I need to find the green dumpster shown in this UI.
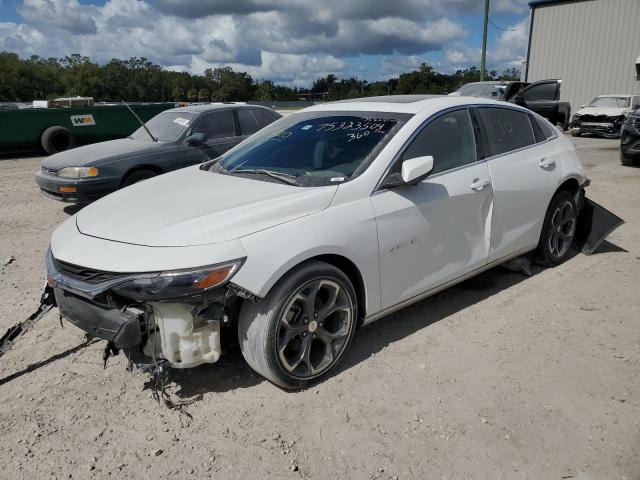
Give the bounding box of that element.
[0,102,176,156]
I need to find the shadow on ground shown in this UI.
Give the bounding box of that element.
[63,204,85,216]
[168,263,542,399]
[167,240,626,400]
[0,338,98,387]
[0,241,625,401]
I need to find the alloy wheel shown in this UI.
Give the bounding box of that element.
[548,200,576,258]
[276,279,354,379]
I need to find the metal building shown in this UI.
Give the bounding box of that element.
[524,0,640,111]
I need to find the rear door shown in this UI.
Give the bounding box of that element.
[475,107,562,261]
[516,80,560,121]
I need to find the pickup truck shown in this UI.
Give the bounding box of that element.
[451,79,571,130]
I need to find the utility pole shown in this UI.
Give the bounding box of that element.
[480,0,490,81]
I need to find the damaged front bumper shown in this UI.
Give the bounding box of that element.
[570,116,624,138]
[45,250,250,368]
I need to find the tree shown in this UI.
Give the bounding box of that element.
[0,50,516,104]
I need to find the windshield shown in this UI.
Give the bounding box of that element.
[456,83,506,99]
[588,96,630,108]
[130,111,197,142]
[212,111,410,187]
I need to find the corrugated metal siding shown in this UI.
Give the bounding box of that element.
[527,0,640,111]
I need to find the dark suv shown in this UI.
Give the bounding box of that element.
[620,110,640,165]
[35,104,281,203]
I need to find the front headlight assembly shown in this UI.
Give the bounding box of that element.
[110,259,244,301]
[57,166,100,178]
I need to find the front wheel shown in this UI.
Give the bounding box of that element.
[238,261,357,389]
[534,190,578,267]
[121,169,158,187]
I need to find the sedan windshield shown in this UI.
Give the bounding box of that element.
[588,96,630,108]
[456,83,506,99]
[213,111,410,186]
[130,111,197,142]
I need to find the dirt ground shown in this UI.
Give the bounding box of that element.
[0,135,638,480]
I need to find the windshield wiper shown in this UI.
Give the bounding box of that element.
[231,169,299,186]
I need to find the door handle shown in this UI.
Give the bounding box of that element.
[538,157,556,168]
[470,178,491,191]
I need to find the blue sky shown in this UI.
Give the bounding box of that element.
[0,0,531,86]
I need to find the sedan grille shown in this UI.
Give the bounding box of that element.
[579,114,611,123]
[54,259,125,284]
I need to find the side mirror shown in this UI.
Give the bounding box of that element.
[380,156,434,189]
[401,156,434,185]
[185,132,207,144]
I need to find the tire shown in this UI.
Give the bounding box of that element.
[570,128,581,137]
[534,190,578,267]
[620,151,635,166]
[121,169,158,187]
[238,261,358,390]
[41,126,75,154]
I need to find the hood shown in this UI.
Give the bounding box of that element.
[76,167,338,247]
[42,138,162,170]
[575,106,628,117]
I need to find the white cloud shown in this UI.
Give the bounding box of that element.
[18,0,98,34]
[444,17,529,71]
[0,0,530,84]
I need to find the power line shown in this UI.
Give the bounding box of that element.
[488,18,526,32]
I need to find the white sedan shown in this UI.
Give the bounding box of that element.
[46,95,589,389]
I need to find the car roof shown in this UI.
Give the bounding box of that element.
[593,94,632,98]
[166,103,270,114]
[462,81,517,86]
[304,95,518,114]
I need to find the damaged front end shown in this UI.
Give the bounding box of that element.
[570,114,625,138]
[45,250,251,370]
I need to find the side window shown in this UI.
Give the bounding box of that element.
[399,109,477,175]
[237,109,260,135]
[192,110,235,139]
[523,82,557,102]
[477,108,535,156]
[534,115,556,140]
[253,109,278,128]
[529,114,546,143]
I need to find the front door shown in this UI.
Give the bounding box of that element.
[371,108,493,309]
[182,109,241,165]
[518,80,560,121]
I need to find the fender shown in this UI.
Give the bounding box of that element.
[231,197,381,317]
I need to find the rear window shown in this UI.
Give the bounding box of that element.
[477,107,536,156]
[530,115,556,142]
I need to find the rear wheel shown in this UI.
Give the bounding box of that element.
[238,261,357,389]
[121,169,158,187]
[534,190,577,267]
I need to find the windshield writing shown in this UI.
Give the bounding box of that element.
[216,113,406,186]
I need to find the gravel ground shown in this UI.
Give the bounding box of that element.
[0,136,638,480]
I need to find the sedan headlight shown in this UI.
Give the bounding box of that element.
[110,259,244,301]
[57,166,100,178]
